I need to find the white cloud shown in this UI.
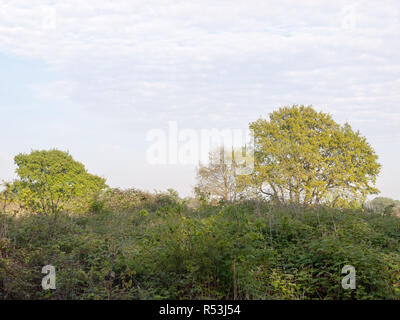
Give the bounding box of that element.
[0,0,399,197]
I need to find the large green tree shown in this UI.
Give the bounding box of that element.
[13,149,106,215]
[248,105,381,207]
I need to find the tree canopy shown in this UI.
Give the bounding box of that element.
[248,105,381,207]
[368,197,400,214]
[13,149,106,215]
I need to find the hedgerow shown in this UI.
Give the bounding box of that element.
[1,199,400,300]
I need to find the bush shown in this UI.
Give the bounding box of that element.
[1,201,400,300]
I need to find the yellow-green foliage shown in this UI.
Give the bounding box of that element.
[248,105,381,207]
[12,149,106,216]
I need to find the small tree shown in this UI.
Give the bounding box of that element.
[195,147,248,202]
[13,149,106,216]
[367,197,400,213]
[0,181,13,213]
[249,105,381,207]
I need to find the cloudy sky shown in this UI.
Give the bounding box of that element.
[0,0,399,198]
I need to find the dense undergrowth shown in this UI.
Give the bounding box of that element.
[1,192,400,300]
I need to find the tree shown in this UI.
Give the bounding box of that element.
[0,181,13,213]
[367,197,400,214]
[13,149,106,216]
[194,147,248,202]
[248,105,381,207]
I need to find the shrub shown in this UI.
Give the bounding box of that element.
[1,201,400,300]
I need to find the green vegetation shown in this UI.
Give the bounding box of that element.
[248,105,381,207]
[196,106,381,208]
[0,106,398,300]
[1,193,400,300]
[12,149,106,217]
[367,197,400,216]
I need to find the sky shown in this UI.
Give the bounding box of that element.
[0,0,399,199]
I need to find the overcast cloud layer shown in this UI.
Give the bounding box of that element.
[0,0,399,198]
